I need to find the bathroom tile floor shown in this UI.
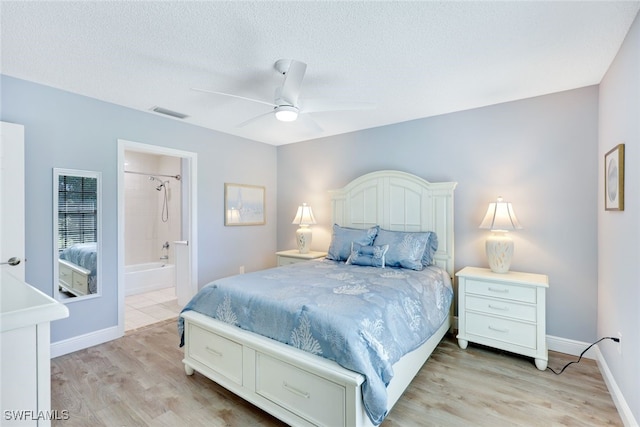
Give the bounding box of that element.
[125,287,182,332]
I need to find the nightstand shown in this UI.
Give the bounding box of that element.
[456,266,549,370]
[276,250,327,266]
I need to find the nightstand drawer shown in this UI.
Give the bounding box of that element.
[466,279,536,303]
[465,295,536,322]
[466,312,536,349]
[276,250,327,267]
[278,256,302,266]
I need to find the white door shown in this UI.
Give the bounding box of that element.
[0,121,25,281]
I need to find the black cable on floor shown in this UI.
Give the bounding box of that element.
[547,336,619,375]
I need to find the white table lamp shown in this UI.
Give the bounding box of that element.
[292,203,316,254]
[479,197,522,273]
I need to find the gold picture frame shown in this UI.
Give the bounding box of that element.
[605,143,624,211]
[224,183,266,225]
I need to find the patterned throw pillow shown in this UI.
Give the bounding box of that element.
[372,229,431,271]
[346,242,389,268]
[326,224,379,262]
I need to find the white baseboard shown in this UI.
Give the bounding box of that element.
[50,325,122,358]
[593,346,638,427]
[546,334,597,359]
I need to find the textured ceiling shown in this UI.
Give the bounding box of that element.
[1,1,639,145]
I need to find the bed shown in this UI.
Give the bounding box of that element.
[179,170,457,426]
[58,242,98,296]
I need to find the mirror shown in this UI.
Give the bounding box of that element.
[53,168,102,301]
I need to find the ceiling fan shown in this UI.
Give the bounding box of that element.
[192,59,375,131]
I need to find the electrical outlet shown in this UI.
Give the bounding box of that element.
[618,332,622,355]
[239,265,245,274]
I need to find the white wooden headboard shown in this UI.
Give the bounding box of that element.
[329,170,457,278]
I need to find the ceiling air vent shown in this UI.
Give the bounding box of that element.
[150,106,189,119]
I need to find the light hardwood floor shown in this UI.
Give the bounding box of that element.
[51,319,622,427]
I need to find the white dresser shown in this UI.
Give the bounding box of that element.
[456,266,549,370]
[276,250,327,266]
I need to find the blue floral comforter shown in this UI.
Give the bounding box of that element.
[178,259,452,425]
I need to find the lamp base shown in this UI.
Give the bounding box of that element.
[485,232,514,273]
[296,226,312,254]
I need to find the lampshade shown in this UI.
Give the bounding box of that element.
[292,203,317,226]
[275,105,299,122]
[479,197,522,231]
[479,197,522,273]
[292,203,316,254]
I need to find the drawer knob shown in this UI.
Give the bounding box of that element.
[488,304,509,311]
[488,325,509,333]
[282,381,310,399]
[488,287,509,293]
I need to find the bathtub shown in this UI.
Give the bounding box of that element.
[125,262,176,296]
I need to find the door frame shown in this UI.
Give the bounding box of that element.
[117,139,198,335]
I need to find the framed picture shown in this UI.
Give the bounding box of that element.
[224,183,266,225]
[605,143,624,211]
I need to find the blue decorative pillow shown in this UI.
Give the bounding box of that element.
[422,231,438,266]
[372,229,431,271]
[346,242,389,268]
[326,224,379,262]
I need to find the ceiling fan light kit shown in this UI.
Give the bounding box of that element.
[274,105,298,122]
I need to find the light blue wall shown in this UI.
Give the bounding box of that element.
[0,74,602,355]
[599,11,640,422]
[277,86,599,343]
[1,75,278,342]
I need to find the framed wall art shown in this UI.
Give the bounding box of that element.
[224,183,266,225]
[604,143,624,211]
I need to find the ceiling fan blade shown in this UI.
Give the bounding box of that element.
[191,88,275,107]
[278,60,307,105]
[299,113,324,133]
[302,99,376,113]
[236,110,275,128]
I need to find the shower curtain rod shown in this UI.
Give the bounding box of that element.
[124,170,181,180]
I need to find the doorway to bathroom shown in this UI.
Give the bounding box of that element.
[117,140,198,334]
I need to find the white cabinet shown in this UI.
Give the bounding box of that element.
[1,272,69,426]
[276,250,327,266]
[2,326,38,425]
[456,267,548,370]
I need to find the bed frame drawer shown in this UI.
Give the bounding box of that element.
[256,352,346,427]
[59,263,73,287]
[72,271,89,295]
[187,324,243,385]
[58,259,90,296]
